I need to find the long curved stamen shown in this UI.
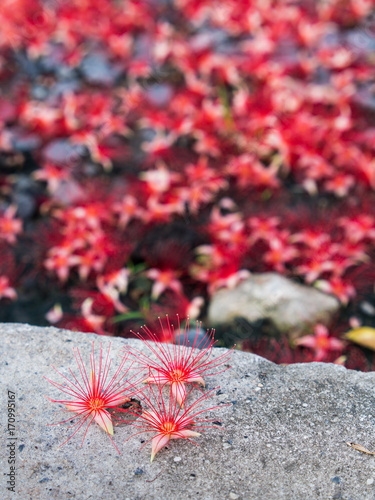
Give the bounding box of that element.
[120,384,229,461]
[123,315,233,405]
[45,342,144,454]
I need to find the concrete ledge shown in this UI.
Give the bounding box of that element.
[1,323,375,499]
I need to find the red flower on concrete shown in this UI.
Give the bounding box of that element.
[46,343,143,453]
[123,384,224,461]
[123,316,232,405]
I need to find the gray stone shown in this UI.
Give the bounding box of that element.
[360,301,375,317]
[43,139,85,166]
[1,323,375,499]
[145,84,173,106]
[208,273,340,335]
[81,53,120,86]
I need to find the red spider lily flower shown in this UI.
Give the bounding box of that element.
[175,182,216,215]
[45,303,63,324]
[194,130,222,157]
[295,324,345,362]
[289,229,330,250]
[80,298,106,335]
[70,248,107,281]
[314,276,356,305]
[207,207,243,241]
[44,246,78,283]
[157,293,204,323]
[57,203,111,231]
[338,214,375,243]
[263,233,299,273]
[70,132,112,171]
[33,163,72,193]
[146,268,183,299]
[324,173,355,198]
[186,156,218,184]
[194,244,227,268]
[0,275,17,300]
[297,154,334,192]
[184,157,227,194]
[122,384,225,462]
[208,269,251,295]
[227,154,272,190]
[186,296,204,320]
[140,163,180,194]
[144,193,186,222]
[45,343,143,454]
[0,206,22,244]
[141,132,176,157]
[123,316,232,406]
[247,216,281,245]
[112,195,146,229]
[96,268,130,314]
[295,258,337,284]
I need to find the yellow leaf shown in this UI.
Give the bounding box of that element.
[343,327,375,351]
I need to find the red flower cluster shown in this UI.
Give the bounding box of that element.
[47,317,230,460]
[1,0,375,365]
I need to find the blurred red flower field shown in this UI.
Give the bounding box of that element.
[1,0,375,369]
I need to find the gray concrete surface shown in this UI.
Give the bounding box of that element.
[1,323,375,499]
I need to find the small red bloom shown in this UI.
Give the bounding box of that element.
[315,276,356,305]
[146,268,183,299]
[112,195,145,229]
[44,246,77,283]
[296,324,345,362]
[46,343,143,453]
[0,206,22,245]
[0,275,17,300]
[123,316,232,406]
[263,232,299,272]
[33,163,71,193]
[247,216,281,245]
[324,173,355,198]
[123,384,224,461]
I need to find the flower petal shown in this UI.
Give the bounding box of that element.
[65,402,85,412]
[171,381,186,406]
[151,434,171,462]
[314,348,326,362]
[142,409,162,427]
[143,373,170,385]
[171,430,201,439]
[295,335,316,348]
[328,338,345,350]
[105,396,130,407]
[185,375,205,387]
[94,410,114,435]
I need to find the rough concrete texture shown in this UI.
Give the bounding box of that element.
[2,323,375,499]
[208,273,340,335]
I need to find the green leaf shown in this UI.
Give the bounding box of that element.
[126,261,147,275]
[111,311,144,324]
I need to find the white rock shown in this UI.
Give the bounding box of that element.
[208,273,340,335]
